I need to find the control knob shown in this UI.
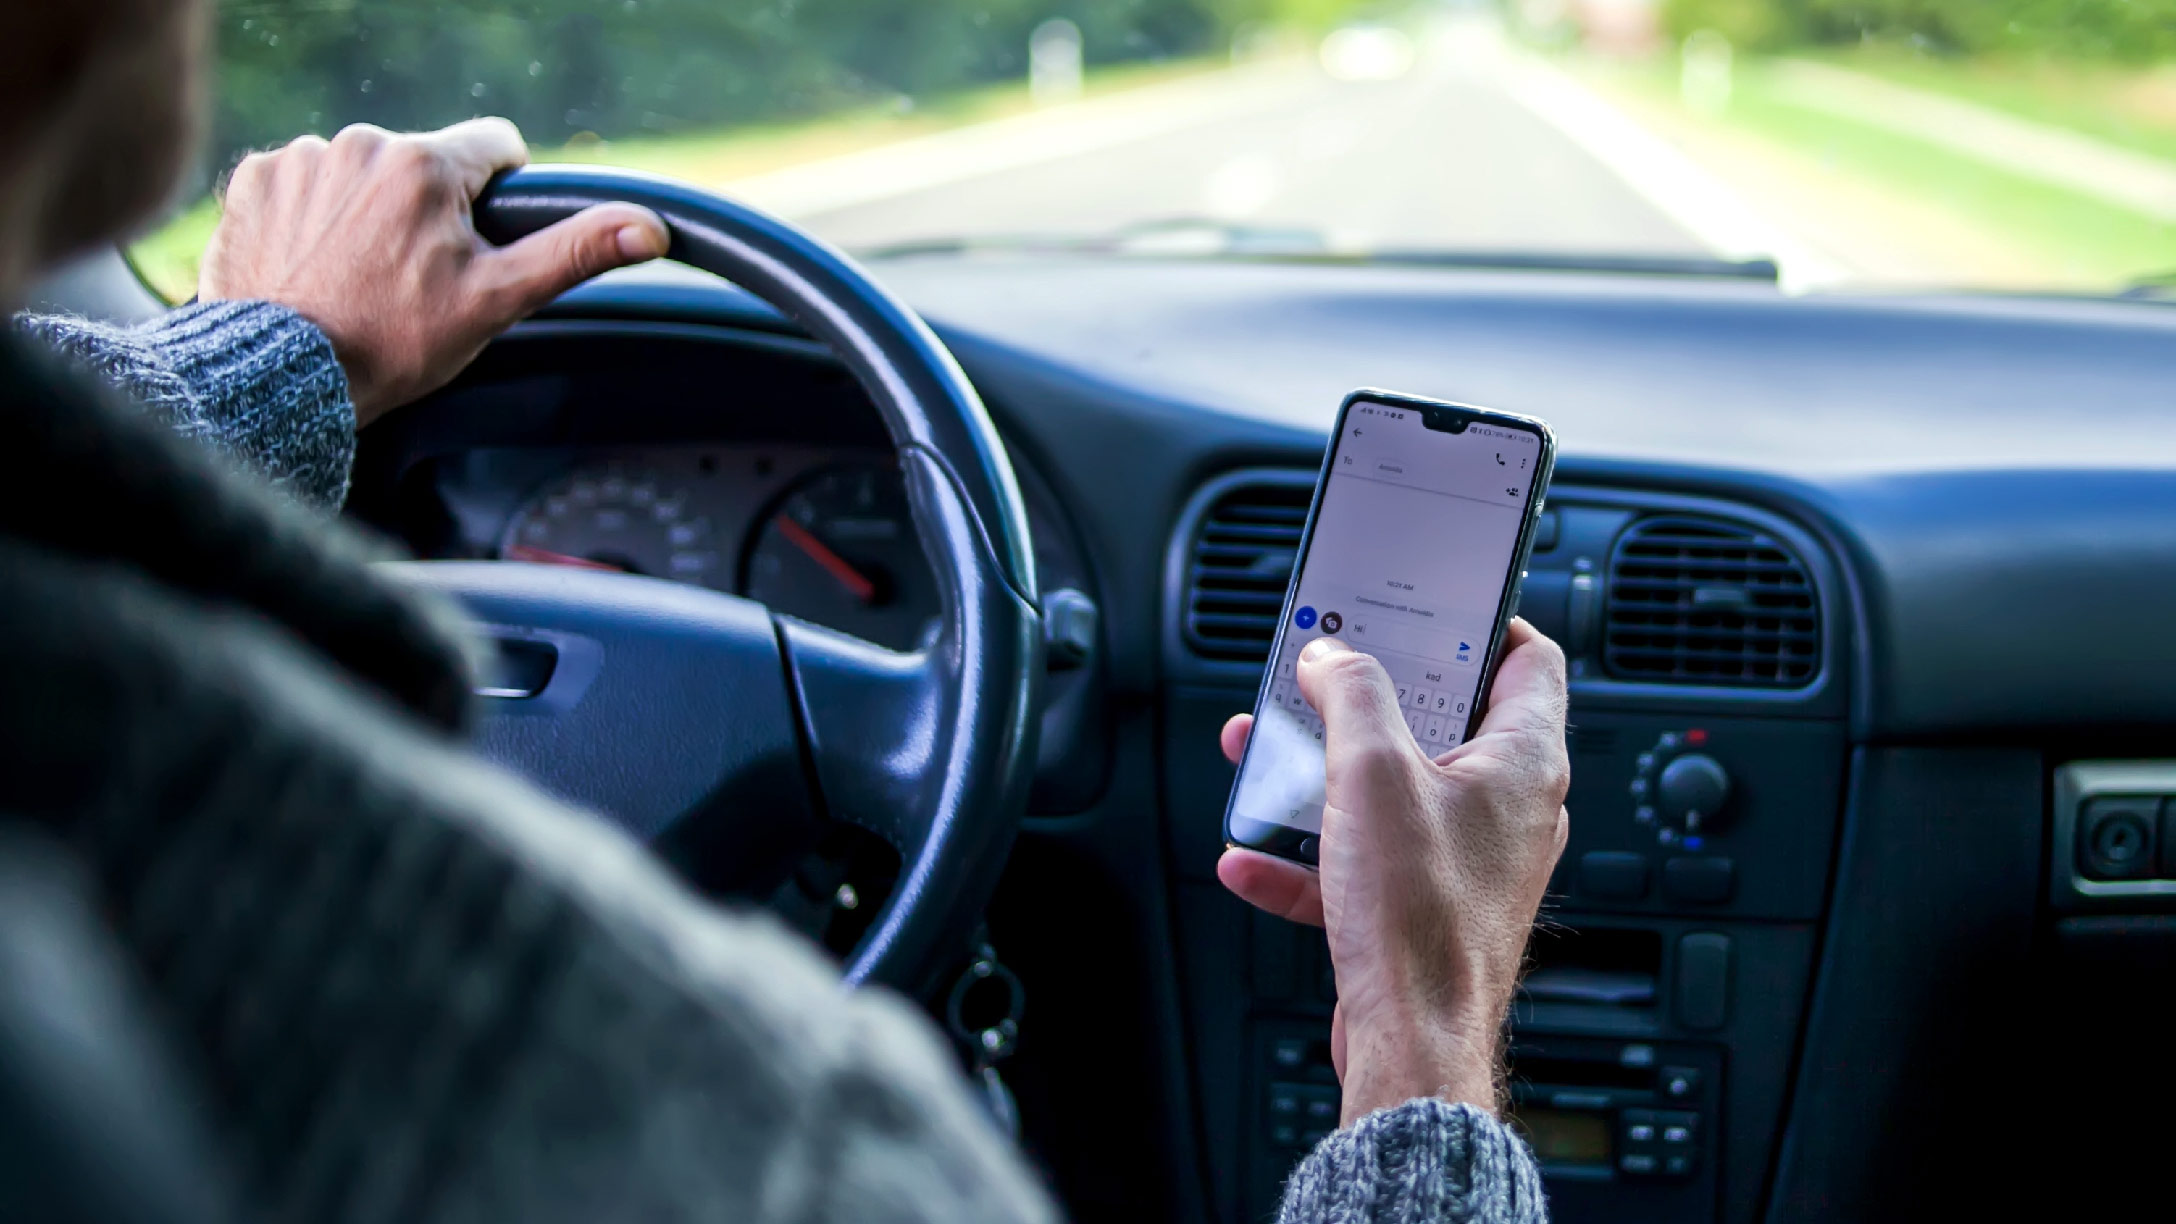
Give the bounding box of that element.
[1657,754,1732,834]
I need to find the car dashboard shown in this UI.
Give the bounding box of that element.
[353,255,2176,1224]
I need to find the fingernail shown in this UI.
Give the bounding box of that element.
[1301,637,1348,662]
[617,222,667,261]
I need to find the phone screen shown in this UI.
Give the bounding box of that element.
[1227,398,1547,841]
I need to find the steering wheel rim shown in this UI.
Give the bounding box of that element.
[388,164,1042,993]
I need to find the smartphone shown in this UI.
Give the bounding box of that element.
[1222,389,1556,865]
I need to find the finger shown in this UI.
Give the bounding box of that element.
[476,202,671,324]
[422,117,531,195]
[1220,713,1253,765]
[1295,637,1419,776]
[1471,618,1569,746]
[1217,848,1326,926]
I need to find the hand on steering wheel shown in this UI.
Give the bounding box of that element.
[389,163,1042,994]
[202,119,669,427]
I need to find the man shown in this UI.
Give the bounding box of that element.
[0,4,1570,1222]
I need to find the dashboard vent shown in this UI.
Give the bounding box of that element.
[1183,480,1311,662]
[1605,516,1819,687]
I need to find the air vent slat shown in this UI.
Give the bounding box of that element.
[1604,515,1821,688]
[1182,479,1311,662]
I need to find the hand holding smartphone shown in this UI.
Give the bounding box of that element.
[1222,389,1556,866]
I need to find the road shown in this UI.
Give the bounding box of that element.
[732,25,1723,262]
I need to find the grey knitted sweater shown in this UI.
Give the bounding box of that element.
[8,300,1547,1224]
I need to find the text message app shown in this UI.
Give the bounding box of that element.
[1230,404,1539,834]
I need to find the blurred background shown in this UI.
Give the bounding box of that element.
[136,0,2176,297]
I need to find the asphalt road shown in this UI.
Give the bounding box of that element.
[790,39,1711,259]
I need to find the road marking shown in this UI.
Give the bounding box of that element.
[1767,59,2176,223]
[1500,51,1847,290]
[725,59,1315,219]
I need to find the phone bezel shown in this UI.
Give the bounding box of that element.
[1221,388,1559,867]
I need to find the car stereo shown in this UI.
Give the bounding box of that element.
[1249,1022,1724,1223]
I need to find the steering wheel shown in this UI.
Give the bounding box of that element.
[384,165,1042,994]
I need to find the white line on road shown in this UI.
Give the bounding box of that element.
[1767,59,2176,223]
[1500,52,1847,290]
[725,59,1315,219]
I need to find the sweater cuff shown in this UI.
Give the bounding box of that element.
[134,300,356,508]
[1276,1099,1548,1224]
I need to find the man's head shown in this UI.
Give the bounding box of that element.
[0,0,206,303]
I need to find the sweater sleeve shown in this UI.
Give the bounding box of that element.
[15,301,355,509]
[1278,1099,1549,1224]
[0,537,1059,1224]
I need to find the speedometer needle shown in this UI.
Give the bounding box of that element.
[776,517,877,604]
[505,544,628,572]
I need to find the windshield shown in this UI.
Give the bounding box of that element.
[135,0,2176,297]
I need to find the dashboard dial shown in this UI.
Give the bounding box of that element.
[741,462,937,651]
[500,464,722,587]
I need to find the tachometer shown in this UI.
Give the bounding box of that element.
[500,464,722,588]
[741,462,937,651]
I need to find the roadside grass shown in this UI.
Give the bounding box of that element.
[1585,55,2176,290]
[128,55,1220,303]
[1796,45,2176,166]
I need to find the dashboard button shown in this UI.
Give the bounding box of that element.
[1620,1153,1659,1175]
[2077,796,2157,880]
[1578,851,1650,901]
[1676,934,1731,1032]
[1663,856,1736,904]
[1660,1066,1703,1100]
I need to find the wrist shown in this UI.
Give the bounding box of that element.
[1339,1007,1506,1124]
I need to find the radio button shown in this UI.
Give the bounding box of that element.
[1664,1154,1696,1177]
[1660,1066,1702,1100]
[1626,1123,1656,1144]
[1619,1154,1659,1175]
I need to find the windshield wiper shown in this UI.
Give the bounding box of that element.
[859,216,1781,282]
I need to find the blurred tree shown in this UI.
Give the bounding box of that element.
[201,0,1368,179]
[1661,0,2176,60]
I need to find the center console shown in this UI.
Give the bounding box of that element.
[1163,478,1852,1224]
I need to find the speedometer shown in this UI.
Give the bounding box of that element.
[499,464,722,588]
[741,462,938,651]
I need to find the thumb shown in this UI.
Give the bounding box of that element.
[1295,637,1418,772]
[479,202,670,322]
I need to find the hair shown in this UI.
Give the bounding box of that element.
[0,0,205,298]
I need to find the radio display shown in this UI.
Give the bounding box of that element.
[1509,1105,1615,1168]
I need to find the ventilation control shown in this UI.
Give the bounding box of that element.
[1657,755,1732,834]
[1632,730,1735,846]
